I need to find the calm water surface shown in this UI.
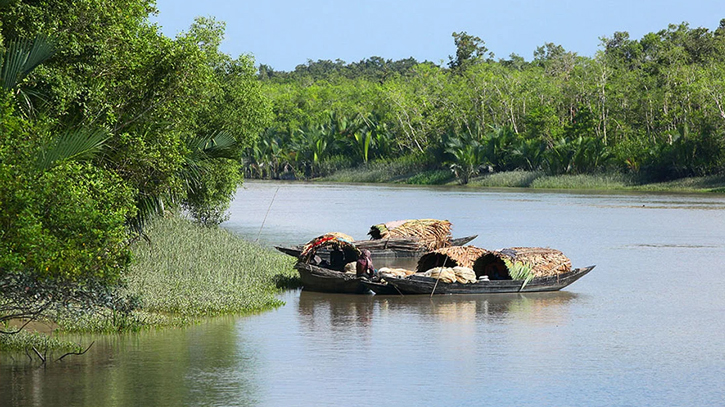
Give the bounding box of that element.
[2,181,725,407]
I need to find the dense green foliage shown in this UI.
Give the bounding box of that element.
[249,21,725,184]
[1,0,270,333]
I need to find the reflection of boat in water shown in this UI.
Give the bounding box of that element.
[296,290,378,331]
[366,246,595,295]
[296,289,581,324]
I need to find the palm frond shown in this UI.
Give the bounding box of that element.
[127,194,165,235]
[180,131,238,194]
[504,258,534,289]
[37,128,110,170]
[185,131,237,161]
[1,35,55,90]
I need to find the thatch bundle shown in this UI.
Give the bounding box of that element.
[368,219,453,251]
[473,247,572,279]
[300,232,359,262]
[417,246,490,272]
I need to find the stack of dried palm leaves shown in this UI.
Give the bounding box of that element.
[368,219,453,251]
[417,246,490,271]
[473,247,572,278]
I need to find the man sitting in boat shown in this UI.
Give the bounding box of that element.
[356,249,375,279]
[330,246,345,270]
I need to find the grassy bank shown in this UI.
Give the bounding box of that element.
[318,165,725,193]
[61,215,298,333]
[1,216,297,351]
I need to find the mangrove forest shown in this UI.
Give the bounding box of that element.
[250,23,725,186]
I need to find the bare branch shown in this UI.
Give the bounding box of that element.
[31,346,46,364]
[0,318,34,335]
[57,341,95,362]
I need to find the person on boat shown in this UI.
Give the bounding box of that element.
[330,246,345,270]
[356,249,375,279]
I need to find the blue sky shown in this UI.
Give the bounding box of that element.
[152,0,724,71]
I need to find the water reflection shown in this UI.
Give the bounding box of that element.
[0,318,260,407]
[297,290,578,328]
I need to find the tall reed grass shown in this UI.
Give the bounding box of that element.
[321,158,424,183]
[406,170,454,185]
[529,173,635,189]
[630,175,725,192]
[468,171,544,187]
[59,215,297,333]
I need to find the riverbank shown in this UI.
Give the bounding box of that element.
[0,215,298,352]
[318,162,725,193]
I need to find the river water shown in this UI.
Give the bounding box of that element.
[2,181,725,406]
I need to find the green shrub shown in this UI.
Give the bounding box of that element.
[406,169,454,185]
[0,161,135,282]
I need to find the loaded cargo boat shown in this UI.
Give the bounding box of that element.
[276,219,477,259]
[364,246,594,295]
[291,232,379,294]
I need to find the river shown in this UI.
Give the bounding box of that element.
[2,181,724,406]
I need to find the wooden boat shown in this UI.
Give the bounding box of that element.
[357,279,401,295]
[295,262,371,294]
[275,234,478,259]
[365,266,595,295]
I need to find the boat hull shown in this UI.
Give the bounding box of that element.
[294,262,370,294]
[360,280,401,295]
[382,266,595,295]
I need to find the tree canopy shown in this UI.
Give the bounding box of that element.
[248,19,725,183]
[0,0,270,328]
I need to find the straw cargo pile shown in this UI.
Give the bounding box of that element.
[474,247,572,278]
[417,246,490,271]
[368,219,452,251]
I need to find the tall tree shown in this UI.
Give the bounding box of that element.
[448,31,491,73]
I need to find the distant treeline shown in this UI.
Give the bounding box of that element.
[248,21,725,183]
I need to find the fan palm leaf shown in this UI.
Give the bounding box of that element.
[1,35,55,90]
[36,128,110,170]
[180,131,238,194]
